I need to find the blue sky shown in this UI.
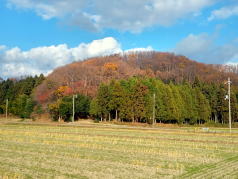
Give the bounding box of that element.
[0,0,238,78]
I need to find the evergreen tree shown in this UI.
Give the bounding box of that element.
[170,83,184,123]
[109,80,124,121]
[154,80,167,123]
[119,79,136,122]
[89,98,101,120]
[163,85,178,123]
[179,84,198,124]
[217,86,228,124]
[230,91,238,122]
[97,84,112,121]
[24,97,35,118]
[194,88,211,124]
[11,95,34,118]
[75,94,91,118]
[131,81,149,122]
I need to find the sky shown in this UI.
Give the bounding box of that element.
[0,0,238,78]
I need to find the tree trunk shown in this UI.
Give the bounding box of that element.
[109,113,111,121]
[215,114,217,123]
[100,115,103,122]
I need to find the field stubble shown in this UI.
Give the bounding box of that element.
[0,122,237,178]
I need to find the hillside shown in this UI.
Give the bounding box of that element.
[34,51,238,104]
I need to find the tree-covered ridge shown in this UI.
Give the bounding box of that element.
[91,77,238,124]
[35,52,238,104]
[0,52,238,124]
[0,75,45,118]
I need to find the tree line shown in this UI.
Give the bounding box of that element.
[90,77,238,124]
[0,75,238,125]
[0,75,45,118]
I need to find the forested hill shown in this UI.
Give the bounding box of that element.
[35,51,238,104]
[1,51,238,124]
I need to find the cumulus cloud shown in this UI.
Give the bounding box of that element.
[208,5,238,21]
[124,46,154,53]
[0,45,7,51]
[7,0,214,32]
[174,33,238,64]
[0,37,122,78]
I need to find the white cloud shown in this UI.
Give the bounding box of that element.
[124,46,154,53]
[71,37,122,59]
[208,5,238,21]
[7,0,214,32]
[174,33,238,64]
[0,45,7,51]
[0,37,122,78]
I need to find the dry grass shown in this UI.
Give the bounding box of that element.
[0,122,237,178]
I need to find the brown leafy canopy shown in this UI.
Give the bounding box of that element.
[34,51,238,104]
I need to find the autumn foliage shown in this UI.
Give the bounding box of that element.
[103,62,118,71]
[34,51,238,105]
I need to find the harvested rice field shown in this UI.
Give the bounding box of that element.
[0,122,238,178]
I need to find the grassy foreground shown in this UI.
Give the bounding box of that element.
[0,122,238,178]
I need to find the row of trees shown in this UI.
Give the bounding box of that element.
[90,77,238,124]
[48,94,91,122]
[1,75,238,125]
[0,75,45,118]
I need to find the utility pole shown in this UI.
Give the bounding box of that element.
[6,99,8,119]
[152,93,156,125]
[228,77,232,133]
[72,95,77,123]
